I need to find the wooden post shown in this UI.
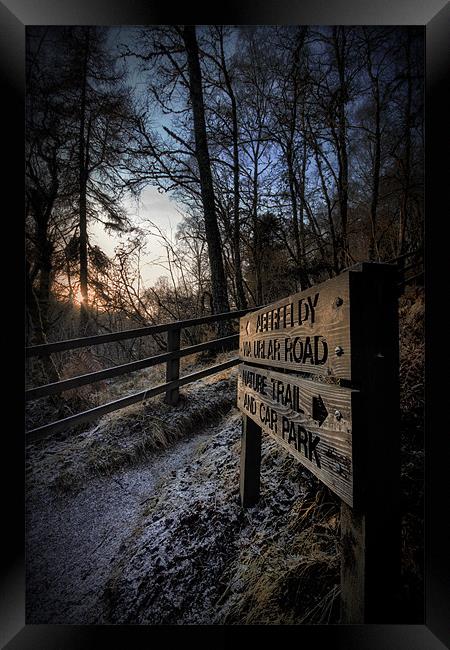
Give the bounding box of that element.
[165,327,181,405]
[240,414,262,507]
[340,263,400,623]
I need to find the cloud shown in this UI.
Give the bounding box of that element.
[90,185,185,286]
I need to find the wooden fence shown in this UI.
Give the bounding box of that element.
[25,308,257,443]
[25,256,423,622]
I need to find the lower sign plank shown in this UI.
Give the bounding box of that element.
[237,364,357,506]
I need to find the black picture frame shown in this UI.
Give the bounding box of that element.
[2,1,448,648]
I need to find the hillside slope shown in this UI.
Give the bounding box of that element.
[26,371,340,625]
[26,288,424,625]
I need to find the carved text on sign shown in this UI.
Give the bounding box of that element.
[238,363,356,506]
[240,273,352,380]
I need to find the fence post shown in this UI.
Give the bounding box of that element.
[240,414,262,507]
[340,263,400,623]
[165,327,181,405]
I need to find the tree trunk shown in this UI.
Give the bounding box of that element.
[365,33,382,262]
[230,93,247,310]
[287,147,309,290]
[299,126,308,262]
[26,259,60,383]
[312,140,339,275]
[333,27,349,270]
[251,143,263,306]
[182,26,231,335]
[369,76,381,261]
[31,196,55,335]
[219,30,247,310]
[79,27,90,334]
[37,235,53,334]
[398,31,412,258]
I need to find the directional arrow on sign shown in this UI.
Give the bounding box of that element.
[312,394,328,426]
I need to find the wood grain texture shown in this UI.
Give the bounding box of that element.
[240,414,262,508]
[340,262,400,623]
[239,273,352,380]
[237,364,357,506]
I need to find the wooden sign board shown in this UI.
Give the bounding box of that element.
[239,273,352,380]
[237,364,356,506]
[237,264,400,623]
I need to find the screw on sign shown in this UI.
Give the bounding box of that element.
[239,272,352,379]
[237,263,400,625]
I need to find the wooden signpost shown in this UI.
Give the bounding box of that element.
[237,263,400,624]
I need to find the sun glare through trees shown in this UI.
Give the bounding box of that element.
[25,24,425,628]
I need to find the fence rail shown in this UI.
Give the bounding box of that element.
[25,334,239,402]
[390,248,424,291]
[25,308,253,358]
[26,251,424,442]
[26,308,257,442]
[27,358,240,443]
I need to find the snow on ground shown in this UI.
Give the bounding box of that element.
[26,373,317,624]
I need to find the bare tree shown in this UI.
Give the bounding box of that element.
[201,26,248,308]
[181,26,231,331]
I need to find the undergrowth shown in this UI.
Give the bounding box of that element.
[27,371,237,495]
[220,484,341,625]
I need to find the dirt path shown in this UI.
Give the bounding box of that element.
[26,386,312,625]
[26,416,229,624]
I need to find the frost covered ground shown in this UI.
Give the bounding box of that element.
[26,288,424,624]
[26,368,339,625]
[25,290,424,625]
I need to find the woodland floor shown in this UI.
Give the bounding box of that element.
[26,379,327,625]
[25,288,424,625]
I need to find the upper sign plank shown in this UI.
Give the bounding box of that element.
[240,273,352,380]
